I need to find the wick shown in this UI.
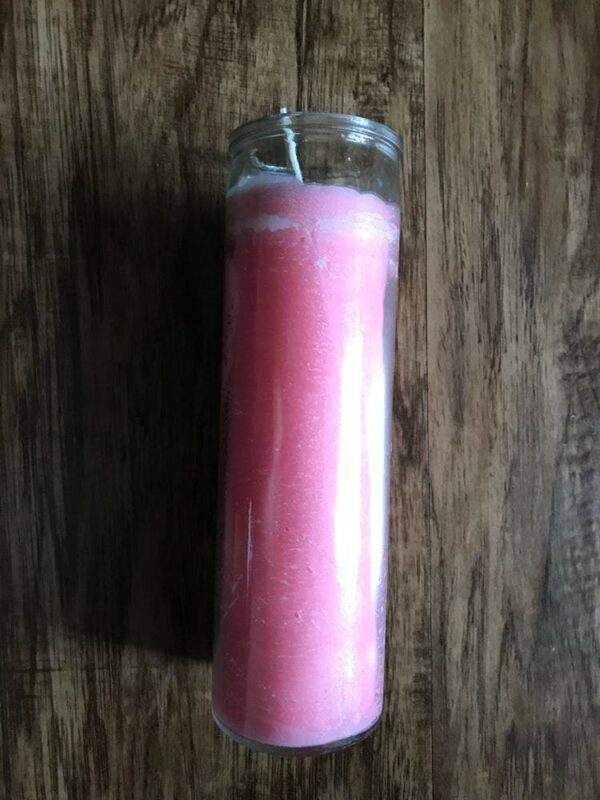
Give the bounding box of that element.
[279,107,303,182]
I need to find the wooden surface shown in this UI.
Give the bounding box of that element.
[0,1,598,798]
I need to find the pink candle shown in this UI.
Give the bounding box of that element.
[213,113,401,754]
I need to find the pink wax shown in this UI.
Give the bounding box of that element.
[213,176,400,750]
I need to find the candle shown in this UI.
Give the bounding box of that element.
[213,114,401,754]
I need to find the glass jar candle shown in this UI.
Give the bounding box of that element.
[212,112,402,755]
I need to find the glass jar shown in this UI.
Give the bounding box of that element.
[212,111,402,755]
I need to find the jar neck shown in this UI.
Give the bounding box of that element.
[229,112,401,163]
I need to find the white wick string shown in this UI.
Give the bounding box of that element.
[279,107,303,182]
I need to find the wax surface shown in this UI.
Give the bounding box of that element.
[213,176,400,749]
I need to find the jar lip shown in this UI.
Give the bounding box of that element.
[229,111,402,158]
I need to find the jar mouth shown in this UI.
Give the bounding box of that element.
[229,112,402,160]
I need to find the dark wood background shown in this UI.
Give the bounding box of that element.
[1,1,598,798]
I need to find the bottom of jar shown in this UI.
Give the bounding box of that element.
[212,708,380,757]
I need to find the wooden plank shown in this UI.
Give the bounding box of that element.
[0,1,428,798]
[426,0,600,797]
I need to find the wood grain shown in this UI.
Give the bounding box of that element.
[426,0,600,797]
[0,1,428,798]
[2,0,599,797]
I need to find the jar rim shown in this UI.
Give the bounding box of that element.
[229,111,402,159]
